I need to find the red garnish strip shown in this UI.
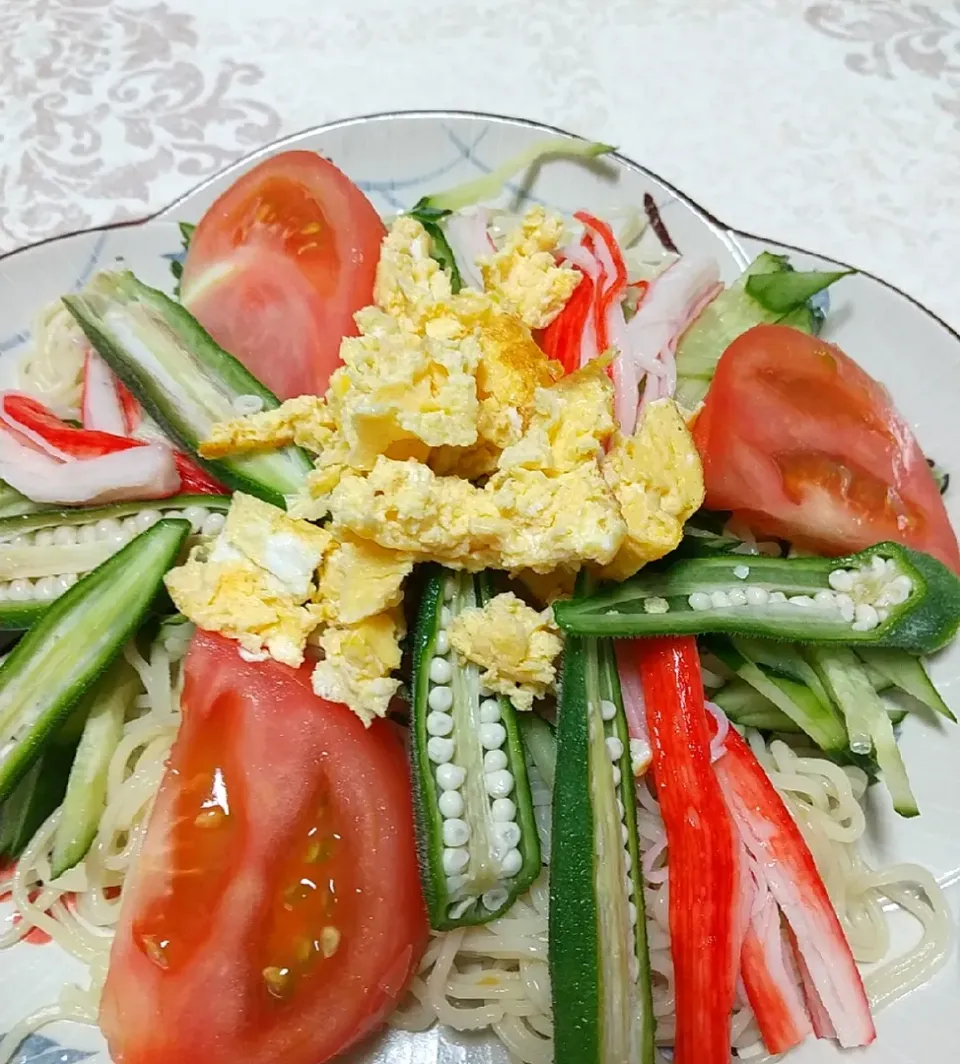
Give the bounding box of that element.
[714,725,876,1049]
[636,635,738,1064]
[538,266,594,374]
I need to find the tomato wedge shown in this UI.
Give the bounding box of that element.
[694,325,960,572]
[100,631,427,1064]
[180,151,385,400]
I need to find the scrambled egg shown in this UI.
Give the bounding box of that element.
[164,493,330,666]
[595,399,705,582]
[178,208,704,726]
[447,592,563,711]
[479,206,582,329]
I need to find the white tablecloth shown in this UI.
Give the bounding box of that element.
[3,0,959,331]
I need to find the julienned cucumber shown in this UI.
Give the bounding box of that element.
[50,658,139,877]
[674,251,850,408]
[550,626,654,1064]
[807,646,918,817]
[0,737,77,859]
[554,543,960,654]
[0,495,230,630]
[63,272,312,508]
[411,566,540,930]
[0,519,190,803]
[856,647,955,721]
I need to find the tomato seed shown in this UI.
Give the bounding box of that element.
[320,926,340,958]
[193,808,226,829]
[262,965,290,997]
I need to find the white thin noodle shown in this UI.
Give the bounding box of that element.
[17,300,89,417]
[0,665,952,1064]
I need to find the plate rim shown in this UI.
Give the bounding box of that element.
[0,106,957,350]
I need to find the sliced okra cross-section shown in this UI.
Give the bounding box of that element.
[411,565,541,930]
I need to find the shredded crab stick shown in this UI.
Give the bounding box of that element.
[441,208,493,290]
[635,635,738,1063]
[1,393,225,498]
[82,351,128,436]
[613,641,652,778]
[713,723,876,1048]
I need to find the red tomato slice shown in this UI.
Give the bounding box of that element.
[694,324,960,572]
[180,151,385,400]
[100,630,427,1064]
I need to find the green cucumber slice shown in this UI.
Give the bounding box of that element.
[517,713,556,791]
[554,543,960,654]
[856,647,955,722]
[0,519,189,802]
[63,272,312,508]
[0,739,77,859]
[807,646,918,816]
[50,658,138,877]
[410,566,540,929]
[550,628,654,1064]
[0,495,229,630]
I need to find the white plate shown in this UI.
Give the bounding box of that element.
[0,111,957,1064]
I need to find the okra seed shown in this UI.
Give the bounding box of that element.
[621,823,629,845]
[33,576,57,602]
[838,597,855,623]
[482,887,510,911]
[95,518,123,541]
[427,736,455,764]
[427,686,453,712]
[57,574,78,593]
[871,554,886,575]
[769,591,787,603]
[828,569,854,592]
[232,393,265,416]
[814,590,836,607]
[443,580,455,602]
[54,525,80,547]
[710,590,731,609]
[122,517,140,537]
[745,586,768,606]
[616,798,625,818]
[484,769,514,798]
[438,790,464,819]
[484,749,508,772]
[429,657,452,685]
[442,819,471,847]
[623,850,632,873]
[446,874,467,893]
[442,847,469,874]
[491,797,517,822]
[733,564,750,580]
[478,722,506,750]
[78,524,98,544]
[688,592,711,612]
[500,849,523,876]
[11,535,32,548]
[494,822,521,850]
[183,505,208,532]
[886,575,913,605]
[629,955,641,982]
[852,603,880,632]
[478,699,501,723]
[625,874,635,898]
[726,588,747,607]
[643,596,670,614]
[599,699,617,722]
[448,897,476,920]
[435,763,466,790]
[611,765,622,787]
[136,509,162,531]
[35,529,55,547]
[440,606,453,628]
[877,607,889,622]
[434,630,450,655]
[605,736,624,762]
[201,513,225,537]
[8,579,32,601]
[789,595,815,608]
[629,902,638,926]
[425,711,453,737]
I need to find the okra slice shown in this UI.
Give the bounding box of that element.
[63,272,312,508]
[411,566,540,929]
[0,494,228,630]
[0,479,48,520]
[555,542,960,654]
[0,518,190,802]
[550,632,654,1064]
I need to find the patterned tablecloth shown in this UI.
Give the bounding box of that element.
[2,0,959,330]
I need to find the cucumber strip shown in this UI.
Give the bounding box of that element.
[550,629,654,1064]
[0,480,48,520]
[807,646,918,816]
[0,495,228,630]
[711,678,801,733]
[731,637,835,709]
[517,713,556,791]
[554,543,960,654]
[62,272,312,508]
[745,268,853,313]
[0,519,190,802]
[411,566,540,929]
[50,658,138,877]
[856,647,955,722]
[708,638,847,753]
[0,740,77,859]
[406,203,463,293]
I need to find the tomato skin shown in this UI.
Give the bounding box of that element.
[694,325,960,572]
[100,631,427,1064]
[181,151,385,400]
